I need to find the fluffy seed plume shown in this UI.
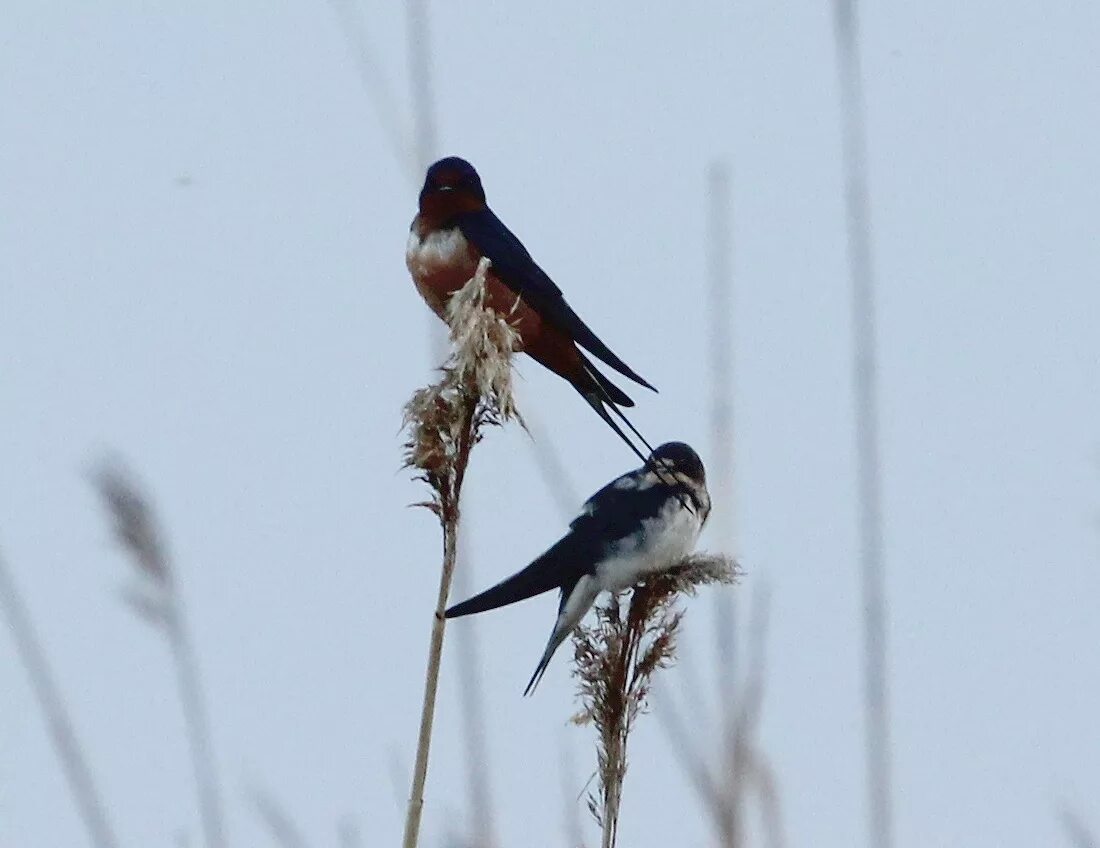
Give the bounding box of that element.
[92,461,227,848]
[572,553,740,848]
[402,257,523,522]
[92,462,174,627]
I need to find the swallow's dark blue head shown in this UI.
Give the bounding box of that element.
[418,157,487,221]
[648,442,706,484]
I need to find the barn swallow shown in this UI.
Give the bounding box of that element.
[445,442,711,695]
[406,156,658,464]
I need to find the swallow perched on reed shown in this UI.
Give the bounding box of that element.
[445,442,710,694]
[406,156,658,463]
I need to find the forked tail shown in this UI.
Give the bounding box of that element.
[575,353,696,515]
[574,352,657,466]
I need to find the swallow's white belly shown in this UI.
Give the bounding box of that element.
[594,502,702,593]
[405,225,478,314]
[405,225,473,277]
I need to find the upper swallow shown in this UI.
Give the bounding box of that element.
[406,156,658,463]
[445,441,711,695]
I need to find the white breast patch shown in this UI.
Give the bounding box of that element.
[594,500,703,593]
[405,226,474,280]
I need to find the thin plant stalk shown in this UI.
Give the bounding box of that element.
[167,604,226,848]
[401,405,474,848]
[0,550,120,848]
[400,258,521,848]
[573,554,737,848]
[830,3,894,847]
[405,0,437,174]
[705,161,739,700]
[324,0,413,181]
[252,787,310,848]
[453,540,497,848]
[598,596,646,848]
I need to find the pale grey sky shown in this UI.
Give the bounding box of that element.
[3,3,1099,847]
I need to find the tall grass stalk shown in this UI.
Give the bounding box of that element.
[94,465,226,848]
[0,550,120,848]
[829,3,894,847]
[572,553,737,848]
[453,550,498,848]
[400,258,521,848]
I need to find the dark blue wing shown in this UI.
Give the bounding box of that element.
[455,207,655,392]
[569,467,682,543]
[444,532,597,618]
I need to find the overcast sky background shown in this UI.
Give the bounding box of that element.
[3,3,1099,847]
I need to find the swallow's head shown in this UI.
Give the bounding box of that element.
[418,156,487,222]
[648,442,706,485]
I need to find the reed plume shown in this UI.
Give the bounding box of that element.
[93,463,227,848]
[400,257,521,848]
[572,553,738,848]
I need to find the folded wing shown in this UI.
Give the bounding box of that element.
[444,533,593,619]
[456,208,656,393]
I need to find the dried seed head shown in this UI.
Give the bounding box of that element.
[92,460,176,629]
[445,258,522,422]
[92,462,170,586]
[655,552,741,597]
[402,258,523,515]
[571,551,739,838]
